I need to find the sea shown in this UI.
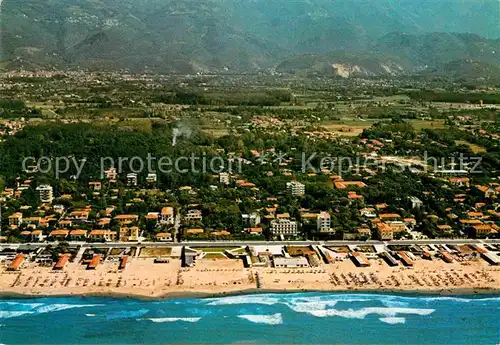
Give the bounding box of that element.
[0,292,498,345]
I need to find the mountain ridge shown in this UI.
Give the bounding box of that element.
[0,0,498,75]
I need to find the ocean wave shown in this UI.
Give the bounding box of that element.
[85,313,96,317]
[34,304,102,314]
[206,293,377,309]
[141,317,201,323]
[380,299,410,308]
[206,295,281,306]
[0,311,35,319]
[0,302,44,310]
[307,307,435,319]
[379,317,406,324]
[106,309,149,320]
[237,313,283,325]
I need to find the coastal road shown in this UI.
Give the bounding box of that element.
[1,239,498,250]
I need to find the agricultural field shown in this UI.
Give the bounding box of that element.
[455,140,486,153]
[409,119,446,131]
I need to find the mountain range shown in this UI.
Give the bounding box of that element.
[1,0,499,77]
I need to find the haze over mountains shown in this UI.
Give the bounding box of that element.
[1,0,499,77]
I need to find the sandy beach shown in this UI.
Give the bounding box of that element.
[1,255,498,299]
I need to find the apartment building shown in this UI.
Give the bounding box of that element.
[317,211,332,233]
[271,219,298,238]
[126,173,138,186]
[36,184,54,204]
[286,181,305,196]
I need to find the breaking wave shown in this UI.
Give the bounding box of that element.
[0,302,102,318]
[206,295,281,306]
[237,313,283,325]
[379,317,406,324]
[35,304,102,314]
[142,317,201,323]
[106,309,149,320]
[0,311,34,319]
[306,307,435,319]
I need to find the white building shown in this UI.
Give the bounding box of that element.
[286,181,305,196]
[219,172,230,185]
[185,209,202,221]
[104,167,117,180]
[242,212,261,226]
[274,256,309,268]
[271,219,298,238]
[409,196,423,209]
[317,211,332,232]
[36,185,53,204]
[146,173,157,184]
[126,173,138,186]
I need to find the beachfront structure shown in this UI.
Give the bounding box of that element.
[481,252,500,265]
[270,219,298,238]
[36,184,54,204]
[126,173,138,186]
[350,252,371,267]
[119,256,128,270]
[380,251,399,266]
[317,211,332,232]
[397,251,414,267]
[273,256,309,268]
[53,254,70,270]
[8,254,25,271]
[181,247,197,267]
[87,254,101,270]
[160,207,175,225]
[286,181,305,196]
[440,251,455,263]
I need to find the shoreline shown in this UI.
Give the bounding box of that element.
[1,287,499,301]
